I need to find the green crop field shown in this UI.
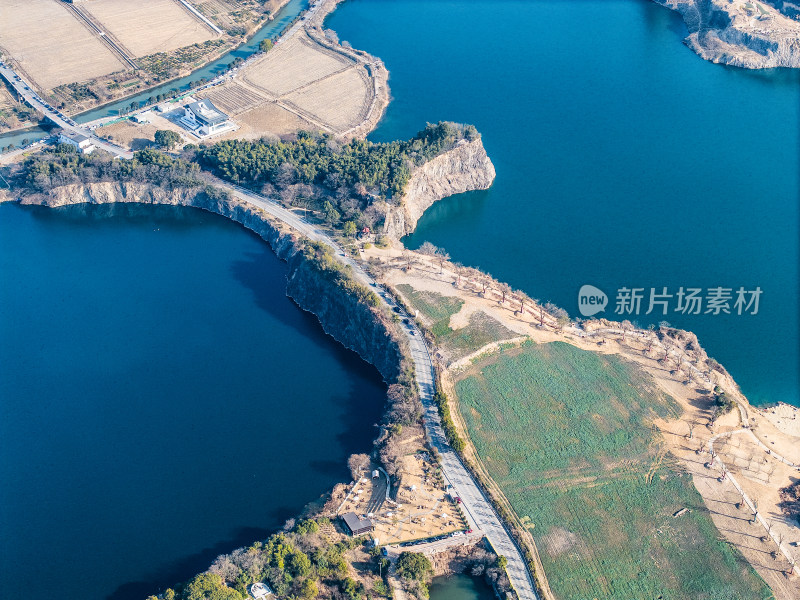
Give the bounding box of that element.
[396,284,516,360]
[455,341,772,600]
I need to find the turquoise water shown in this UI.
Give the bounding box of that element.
[0,203,386,600]
[429,574,496,600]
[328,0,800,406]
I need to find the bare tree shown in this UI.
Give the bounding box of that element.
[436,248,450,274]
[418,241,439,257]
[498,282,511,304]
[348,453,371,480]
[517,291,527,315]
[453,262,464,287]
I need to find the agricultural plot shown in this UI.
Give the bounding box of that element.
[454,341,772,600]
[194,0,281,33]
[81,0,218,57]
[0,0,124,90]
[202,82,266,116]
[283,67,371,132]
[242,35,352,97]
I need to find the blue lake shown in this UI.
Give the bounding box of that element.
[0,203,386,600]
[328,0,800,406]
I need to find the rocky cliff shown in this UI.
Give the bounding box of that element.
[653,0,800,68]
[383,137,496,238]
[11,181,403,383]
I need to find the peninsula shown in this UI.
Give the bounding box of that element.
[0,1,798,600]
[652,0,800,68]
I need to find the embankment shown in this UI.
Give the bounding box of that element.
[652,0,800,68]
[383,137,496,238]
[8,182,404,383]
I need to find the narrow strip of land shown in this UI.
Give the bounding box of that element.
[219,181,539,599]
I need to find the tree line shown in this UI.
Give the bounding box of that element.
[13,145,206,193]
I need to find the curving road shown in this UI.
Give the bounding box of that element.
[223,183,538,599]
[0,64,133,159]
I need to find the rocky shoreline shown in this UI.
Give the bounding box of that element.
[652,0,800,68]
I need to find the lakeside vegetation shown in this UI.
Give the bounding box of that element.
[394,284,516,362]
[146,518,392,600]
[454,341,772,600]
[198,122,478,232]
[13,145,206,193]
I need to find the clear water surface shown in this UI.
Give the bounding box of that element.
[328,0,800,406]
[0,203,386,600]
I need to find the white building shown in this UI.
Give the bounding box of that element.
[59,132,95,154]
[132,110,154,124]
[180,99,233,137]
[249,582,274,600]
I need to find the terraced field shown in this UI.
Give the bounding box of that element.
[454,341,773,600]
[284,66,371,131]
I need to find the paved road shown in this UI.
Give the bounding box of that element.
[0,64,133,159]
[223,183,538,599]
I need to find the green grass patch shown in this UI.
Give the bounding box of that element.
[455,342,772,600]
[395,284,516,359]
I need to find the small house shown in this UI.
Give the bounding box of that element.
[132,110,153,124]
[341,512,374,536]
[58,131,95,154]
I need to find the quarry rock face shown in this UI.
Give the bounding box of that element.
[383,137,496,239]
[653,0,800,68]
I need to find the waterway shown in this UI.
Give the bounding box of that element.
[0,0,309,147]
[328,0,800,407]
[0,202,386,600]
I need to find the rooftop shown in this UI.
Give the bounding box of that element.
[341,512,373,533]
[61,132,90,144]
[187,100,228,126]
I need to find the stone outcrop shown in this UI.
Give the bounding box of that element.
[653,0,800,68]
[383,137,496,239]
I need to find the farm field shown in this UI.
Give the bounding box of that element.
[454,341,773,600]
[81,0,218,57]
[0,0,124,90]
[195,0,286,33]
[284,66,371,132]
[395,284,516,363]
[201,29,378,136]
[242,34,351,96]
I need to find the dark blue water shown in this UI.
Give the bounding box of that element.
[0,202,386,600]
[328,0,800,406]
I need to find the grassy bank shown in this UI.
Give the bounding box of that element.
[454,341,772,600]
